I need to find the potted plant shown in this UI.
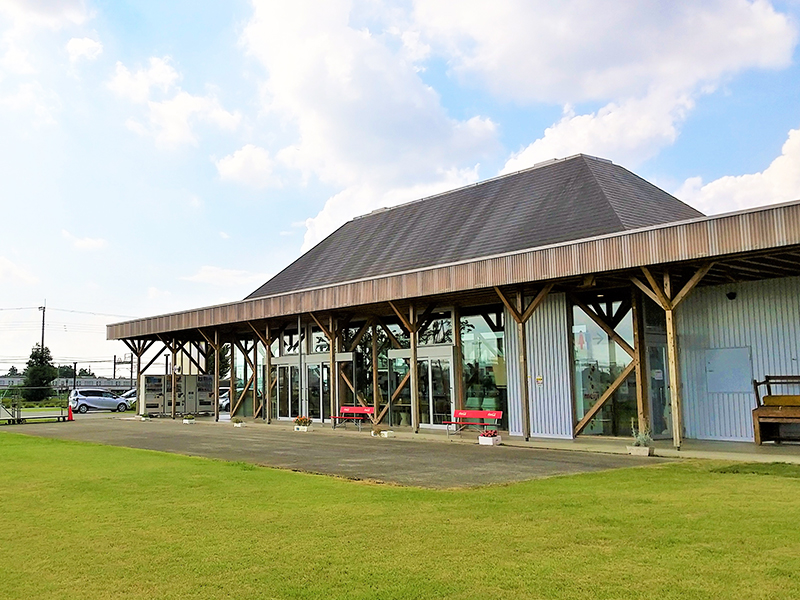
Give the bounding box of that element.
[182,414,195,424]
[294,415,313,432]
[478,429,501,446]
[627,428,653,456]
[232,417,245,428]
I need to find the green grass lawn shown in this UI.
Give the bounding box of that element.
[1,433,799,600]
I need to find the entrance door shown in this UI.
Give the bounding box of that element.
[646,342,672,438]
[277,365,301,419]
[306,362,330,422]
[417,357,454,428]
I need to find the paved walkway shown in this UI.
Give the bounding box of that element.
[1,416,668,488]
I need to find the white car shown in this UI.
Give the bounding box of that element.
[119,389,137,405]
[69,388,128,413]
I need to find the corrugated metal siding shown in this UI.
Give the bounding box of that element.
[678,276,800,441]
[504,308,523,436]
[527,293,574,438]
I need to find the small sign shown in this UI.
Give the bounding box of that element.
[652,369,663,381]
[535,376,544,386]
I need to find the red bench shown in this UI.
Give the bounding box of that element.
[443,409,503,438]
[332,406,375,432]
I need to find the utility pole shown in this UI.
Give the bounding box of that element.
[72,362,77,390]
[38,302,46,349]
[113,355,117,379]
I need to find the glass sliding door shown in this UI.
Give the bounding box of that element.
[278,365,290,418]
[307,364,321,420]
[417,355,454,428]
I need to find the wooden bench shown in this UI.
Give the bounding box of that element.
[752,376,800,445]
[443,409,503,438]
[332,406,375,432]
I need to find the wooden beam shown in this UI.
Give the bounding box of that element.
[414,303,437,336]
[409,303,419,433]
[265,325,272,423]
[388,301,414,333]
[519,283,554,323]
[247,321,269,348]
[573,360,637,436]
[630,276,664,308]
[631,289,648,434]
[372,322,379,417]
[641,267,671,309]
[340,369,355,393]
[494,286,522,323]
[231,372,255,417]
[665,305,682,450]
[517,291,531,441]
[308,312,333,340]
[140,342,167,374]
[233,339,256,372]
[329,315,336,423]
[391,371,410,402]
[376,317,402,349]
[453,305,464,412]
[348,320,371,352]
[213,330,220,422]
[670,262,713,309]
[570,295,636,359]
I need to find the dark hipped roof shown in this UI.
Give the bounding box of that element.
[247,154,704,299]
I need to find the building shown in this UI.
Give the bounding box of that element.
[108,154,800,447]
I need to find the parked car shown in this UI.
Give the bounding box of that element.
[218,388,230,412]
[119,388,137,406]
[69,388,128,413]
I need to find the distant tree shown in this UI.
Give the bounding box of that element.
[22,345,58,402]
[58,365,76,378]
[206,344,231,380]
[3,366,20,377]
[78,367,96,377]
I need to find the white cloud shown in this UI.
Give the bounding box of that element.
[182,266,269,287]
[219,232,230,239]
[0,81,60,125]
[502,90,694,173]
[107,57,179,104]
[413,0,797,104]
[62,229,107,250]
[0,256,37,284]
[215,144,278,188]
[242,0,498,249]
[108,57,240,146]
[676,125,800,214]
[412,1,798,175]
[66,36,102,62]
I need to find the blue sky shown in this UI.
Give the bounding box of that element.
[1,0,799,375]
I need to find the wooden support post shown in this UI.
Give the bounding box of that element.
[453,305,464,412]
[214,331,220,423]
[372,322,379,420]
[329,315,336,424]
[517,291,531,441]
[409,304,419,433]
[631,288,648,434]
[252,339,258,419]
[170,339,177,419]
[136,344,143,416]
[230,340,236,417]
[664,273,683,450]
[265,325,272,423]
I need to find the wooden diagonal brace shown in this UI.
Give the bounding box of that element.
[570,295,635,359]
[573,360,637,436]
[388,301,414,333]
[520,283,554,323]
[231,372,255,416]
[308,312,333,340]
[671,263,714,309]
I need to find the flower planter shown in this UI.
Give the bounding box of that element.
[233,422,245,428]
[478,435,501,446]
[380,430,395,438]
[294,425,312,432]
[183,418,195,424]
[627,445,653,456]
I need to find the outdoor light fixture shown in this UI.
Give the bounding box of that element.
[726,291,737,301]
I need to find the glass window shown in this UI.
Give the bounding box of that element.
[311,328,329,353]
[572,298,636,437]
[460,307,508,430]
[419,311,452,346]
[282,330,299,355]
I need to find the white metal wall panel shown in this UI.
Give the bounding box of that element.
[678,276,800,441]
[527,293,574,438]
[504,307,524,436]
